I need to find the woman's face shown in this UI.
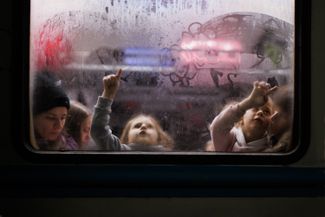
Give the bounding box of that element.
[127,116,159,145]
[79,115,92,146]
[33,107,68,141]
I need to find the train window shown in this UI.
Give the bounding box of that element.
[26,0,308,163]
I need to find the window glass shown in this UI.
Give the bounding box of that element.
[30,0,295,153]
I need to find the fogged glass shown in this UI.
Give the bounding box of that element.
[30,0,295,153]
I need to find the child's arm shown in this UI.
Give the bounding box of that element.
[210,103,246,151]
[91,70,130,151]
[210,81,277,151]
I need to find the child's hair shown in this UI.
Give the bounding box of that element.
[270,85,293,115]
[120,114,174,149]
[65,100,92,145]
[268,85,293,146]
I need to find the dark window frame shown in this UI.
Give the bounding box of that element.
[14,0,311,165]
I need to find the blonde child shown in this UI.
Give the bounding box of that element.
[91,69,174,151]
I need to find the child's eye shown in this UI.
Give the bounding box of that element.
[83,128,90,133]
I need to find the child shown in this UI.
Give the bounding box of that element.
[91,69,174,151]
[265,85,293,152]
[65,100,96,150]
[119,113,174,151]
[210,81,277,152]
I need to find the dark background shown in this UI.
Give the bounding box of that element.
[0,0,325,217]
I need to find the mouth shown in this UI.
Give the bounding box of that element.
[253,117,268,127]
[253,117,264,123]
[47,132,60,140]
[138,131,147,136]
[50,131,60,135]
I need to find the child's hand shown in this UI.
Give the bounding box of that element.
[247,81,277,108]
[102,69,123,100]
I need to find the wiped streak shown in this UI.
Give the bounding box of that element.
[64,63,176,73]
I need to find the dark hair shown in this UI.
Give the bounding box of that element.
[32,71,70,116]
[65,101,92,145]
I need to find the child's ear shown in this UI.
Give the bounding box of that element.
[271,111,279,122]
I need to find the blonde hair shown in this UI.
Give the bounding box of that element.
[120,114,174,150]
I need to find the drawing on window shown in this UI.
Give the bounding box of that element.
[30,0,295,153]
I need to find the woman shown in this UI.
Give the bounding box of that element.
[32,71,78,151]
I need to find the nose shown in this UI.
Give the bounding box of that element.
[53,119,65,129]
[256,109,264,117]
[140,124,147,130]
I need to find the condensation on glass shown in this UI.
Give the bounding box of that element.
[29,0,295,153]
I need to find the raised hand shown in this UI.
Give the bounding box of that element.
[102,69,123,100]
[247,81,277,108]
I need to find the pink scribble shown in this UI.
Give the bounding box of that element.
[181,38,242,51]
[179,38,242,69]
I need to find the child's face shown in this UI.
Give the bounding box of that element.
[127,116,159,145]
[79,115,92,146]
[33,107,68,141]
[242,103,273,131]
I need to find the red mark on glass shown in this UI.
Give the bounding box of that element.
[35,31,72,71]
